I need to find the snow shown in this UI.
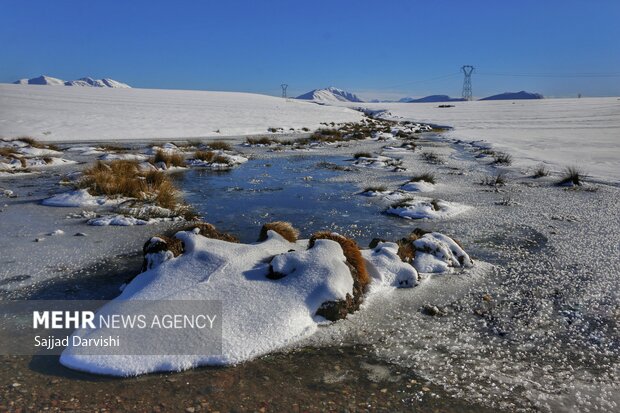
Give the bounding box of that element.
[385,198,471,220]
[350,98,620,183]
[59,231,353,375]
[41,189,107,207]
[400,180,435,193]
[412,232,473,273]
[60,229,474,376]
[296,87,363,103]
[361,242,418,288]
[87,215,149,226]
[0,84,362,142]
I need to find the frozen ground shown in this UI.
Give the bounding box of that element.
[350,98,620,184]
[0,95,619,411]
[0,84,362,141]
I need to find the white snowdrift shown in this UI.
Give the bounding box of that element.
[400,180,435,193]
[412,232,474,273]
[386,198,470,220]
[41,189,108,207]
[60,229,475,376]
[351,98,620,183]
[0,84,362,142]
[60,231,352,375]
[362,242,418,288]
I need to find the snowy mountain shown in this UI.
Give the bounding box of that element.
[14,75,66,86]
[401,95,465,103]
[296,87,363,103]
[480,91,543,101]
[13,75,131,88]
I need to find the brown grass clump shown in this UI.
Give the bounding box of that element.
[181,222,239,243]
[258,221,299,243]
[353,152,372,159]
[0,147,27,167]
[246,136,276,145]
[194,150,215,162]
[150,149,185,168]
[79,160,182,211]
[206,141,232,151]
[309,231,369,289]
[211,155,232,165]
[532,164,549,178]
[141,235,185,271]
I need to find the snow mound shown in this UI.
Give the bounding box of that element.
[87,215,149,226]
[362,242,418,288]
[400,180,435,193]
[59,231,355,375]
[41,189,107,207]
[296,87,363,103]
[352,155,403,170]
[386,198,470,220]
[59,227,476,376]
[412,232,474,273]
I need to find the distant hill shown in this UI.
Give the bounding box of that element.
[296,87,363,103]
[14,75,131,88]
[401,95,465,103]
[480,91,543,101]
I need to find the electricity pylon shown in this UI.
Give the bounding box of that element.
[461,65,474,101]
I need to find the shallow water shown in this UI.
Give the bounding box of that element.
[175,154,428,246]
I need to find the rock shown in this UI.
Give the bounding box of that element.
[421,304,446,317]
[34,237,45,242]
[74,232,87,237]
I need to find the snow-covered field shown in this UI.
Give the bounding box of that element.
[354,98,620,184]
[0,84,362,141]
[1,86,620,411]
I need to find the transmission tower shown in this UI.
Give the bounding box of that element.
[281,84,288,98]
[461,65,474,101]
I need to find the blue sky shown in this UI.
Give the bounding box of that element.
[1,0,619,99]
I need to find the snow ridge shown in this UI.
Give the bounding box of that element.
[296,87,363,103]
[13,75,130,88]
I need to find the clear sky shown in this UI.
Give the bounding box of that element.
[1,0,619,99]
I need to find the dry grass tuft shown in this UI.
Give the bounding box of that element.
[206,141,232,151]
[532,164,550,178]
[362,185,387,193]
[557,166,585,186]
[181,222,239,243]
[79,160,182,210]
[258,221,300,243]
[150,149,185,168]
[246,136,276,145]
[481,172,507,187]
[353,152,372,159]
[422,152,443,164]
[194,150,215,162]
[492,152,513,165]
[409,173,436,184]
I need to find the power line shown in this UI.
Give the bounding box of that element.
[477,71,620,78]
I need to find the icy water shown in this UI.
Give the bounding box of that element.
[175,154,426,245]
[1,137,619,412]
